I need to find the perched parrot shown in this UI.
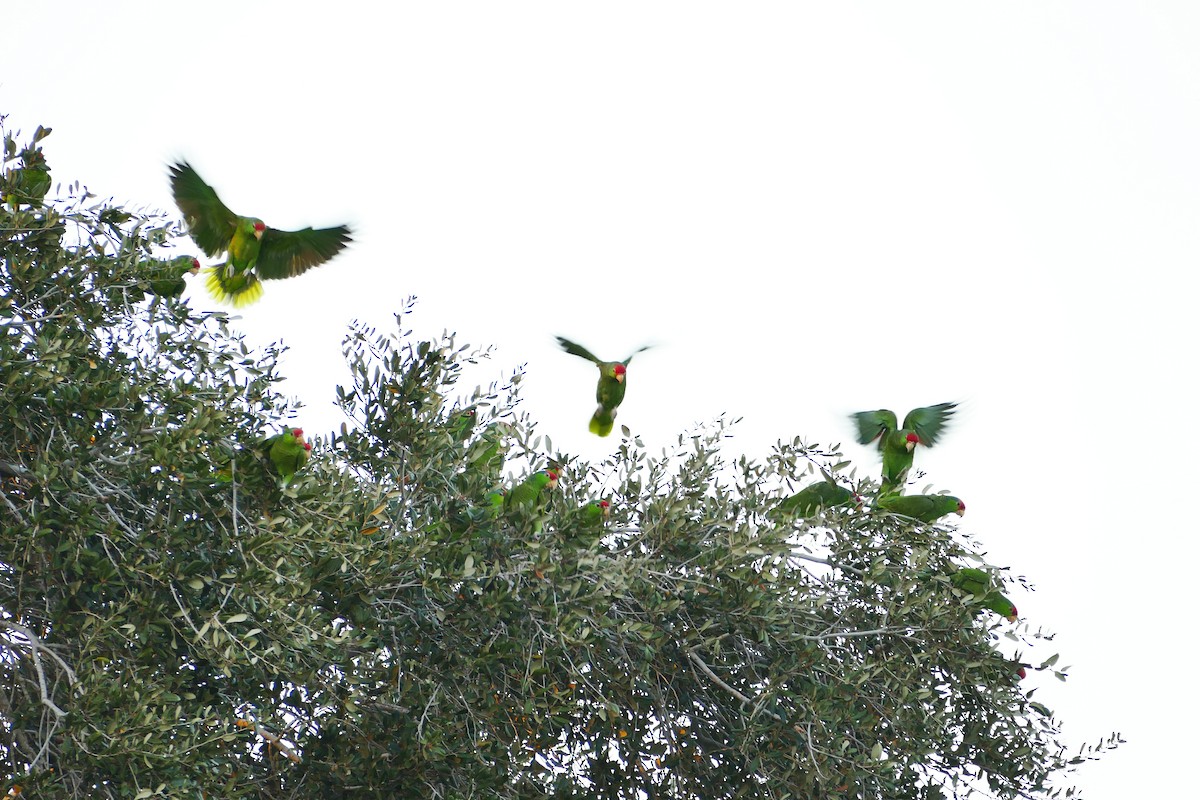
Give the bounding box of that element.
[772,479,857,520]
[950,567,1018,622]
[556,336,651,436]
[581,499,611,524]
[168,161,352,306]
[266,428,312,488]
[561,499,611,545]
[505,469,559,511]
[3,147,51,209]
[464,422,509,482]
[143,255,201,298]
[446,406,478,443]
[851,402,957,492]
[876,493,964,523]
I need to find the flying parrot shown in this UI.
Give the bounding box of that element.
[168,161,352,306]
[950,567,1018,622]
[875,493,964,523]
[266,428,312,488]
[772,478,858,520]
[142,255,201,298]
[556,336,651,436]
[851,402,957,492]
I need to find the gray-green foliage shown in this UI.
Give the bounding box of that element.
[1,127,1119,799]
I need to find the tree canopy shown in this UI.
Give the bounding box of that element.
[1,126,1119,799]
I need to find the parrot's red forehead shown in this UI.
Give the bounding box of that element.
[254,221,266,233]
[292,428,304,437]
[905,432,920,444]
[957,500,966,512]
[599,500,610,508]
[546,470,559,480]
[613,364,627,376]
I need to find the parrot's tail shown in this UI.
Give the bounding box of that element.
[204,265,264,307]
[589,406,616,437]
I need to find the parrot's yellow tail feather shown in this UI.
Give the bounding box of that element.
[204,266,264,307]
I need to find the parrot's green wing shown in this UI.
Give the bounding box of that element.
[773,481,856,519]
[255,224,353,280]
[851,409,899,447]
[556,336,602,364]
[950,567,1017,622]
[950,567,989,595]
[901,402,958,447]
[168,161,239,256]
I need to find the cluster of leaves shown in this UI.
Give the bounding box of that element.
[1,127,1119,798]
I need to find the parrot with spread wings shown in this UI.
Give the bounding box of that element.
[169,161,352,306]
[556,337,651,436]
[851,402,957,492]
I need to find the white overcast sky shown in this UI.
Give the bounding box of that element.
[5,3,1197,796]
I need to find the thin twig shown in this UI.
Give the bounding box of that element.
[686,646,787,726]
[0,620,77,720]
[238,720,302,764]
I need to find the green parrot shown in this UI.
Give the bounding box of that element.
[168,161,352,306]
[266,428,312,488]
[143,255,201,298]
[446,406,477,443]
[851,402,957,492]
[772,479,858,520]
[556,336,651,436]
[503,470,559,534]
[464,423,510,484]
[505,469,559,511]
[582,499,610,525]
[560,499,610,545]
[2,147,51,209]
[950,567,1018,622]
[876,493,964,523]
